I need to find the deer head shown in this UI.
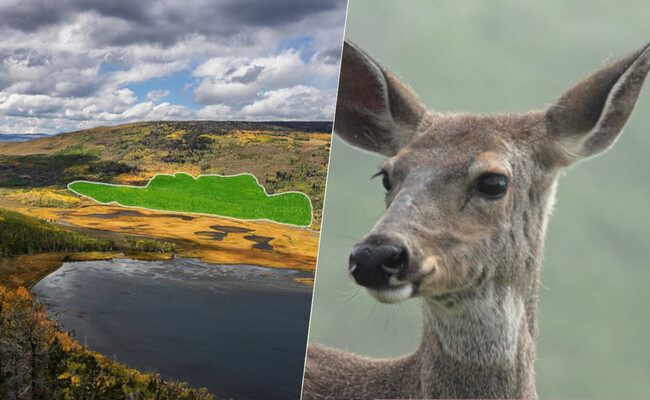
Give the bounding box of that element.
[336,41,650,310]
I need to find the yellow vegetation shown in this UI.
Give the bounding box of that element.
[165,129,187,140]
[115,165,203,185]
[19,204,319,272]
[310,133,332,141]
[4,188,83,208]
[295,277,315,285]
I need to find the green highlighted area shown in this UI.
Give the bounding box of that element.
[68,173,312,226]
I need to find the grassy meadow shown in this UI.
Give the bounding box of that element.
[69,172,313,226]
[308,1,650,398]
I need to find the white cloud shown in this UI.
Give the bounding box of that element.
[109,60,189,87]
[146,89,171,102]
[196,104,233,120]
[194,50,314,94]
[194,81,259,105]
[239,86,337,120]
[0,94,61,116]
[192,49,340,116]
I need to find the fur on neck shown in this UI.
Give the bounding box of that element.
[422,282,526,366]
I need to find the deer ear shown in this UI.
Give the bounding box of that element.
[334,41,426,157]
[545,43,650,165]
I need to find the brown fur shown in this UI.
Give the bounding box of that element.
[302,41,650,399]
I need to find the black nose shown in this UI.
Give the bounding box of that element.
[349,243,407,288]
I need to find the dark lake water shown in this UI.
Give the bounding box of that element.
[32,257,313,399]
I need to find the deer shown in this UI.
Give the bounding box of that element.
[302,40,650,399]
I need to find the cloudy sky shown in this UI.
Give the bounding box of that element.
[0,0,347,134]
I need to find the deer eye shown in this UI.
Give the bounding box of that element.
[373,170,391,191]
[477,173,508,199]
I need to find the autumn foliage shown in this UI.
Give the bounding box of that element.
[0,286,216,399]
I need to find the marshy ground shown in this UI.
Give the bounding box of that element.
[1,201,318,289]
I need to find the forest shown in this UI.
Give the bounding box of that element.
[0,207,113,258]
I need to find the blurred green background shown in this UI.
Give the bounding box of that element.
[308,0,650,397]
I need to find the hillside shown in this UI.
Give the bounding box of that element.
[0,286,216,399]
[0,120,331,228]
[0,207,113,258]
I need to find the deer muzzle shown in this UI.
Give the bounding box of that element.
[349,237,414,303]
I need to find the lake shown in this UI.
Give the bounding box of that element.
[32,257,313,399]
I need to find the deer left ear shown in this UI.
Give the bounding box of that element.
[545,43,650,165]
[334,41,426,157]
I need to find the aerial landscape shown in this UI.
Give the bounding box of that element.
[0,0,348,397]
[0,120,331,398]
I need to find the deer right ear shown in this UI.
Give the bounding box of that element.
[334,41,426,157]
[544,42,650,166]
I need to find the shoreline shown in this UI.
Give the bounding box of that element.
[1,250,315,291]
[0,251,173,290]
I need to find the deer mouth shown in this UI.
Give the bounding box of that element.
[366,284,413,304]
